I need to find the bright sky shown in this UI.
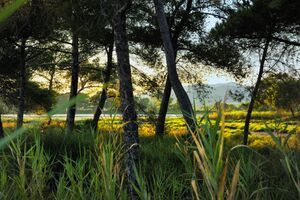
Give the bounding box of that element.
[205,74,235,85]
[203,14,237,85]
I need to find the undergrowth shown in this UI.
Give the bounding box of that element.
[0,111,299,199]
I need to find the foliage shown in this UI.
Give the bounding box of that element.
[257,73,300,116]
[24,82,57,113]
[213,0,300,43]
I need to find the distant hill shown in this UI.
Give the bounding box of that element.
[171,82,249,106]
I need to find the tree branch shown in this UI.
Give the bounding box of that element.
[271,36,300,47]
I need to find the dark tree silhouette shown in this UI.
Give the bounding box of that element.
[113,1,139,198]
[92,31,114,131]
[153,0,196,133]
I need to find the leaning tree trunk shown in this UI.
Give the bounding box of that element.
[0,114,4,138]
[154,0,196,133]
[156,51,176,136]
[91,36,114,131]
[17,38,27,129]
[156,75,171,136]
[114,7,139,199]
[155,0,192,136]
[244,39,270,145]
[66,31,79,133]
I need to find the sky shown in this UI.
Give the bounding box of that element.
[204,74,236,85]
[202,13,237,85]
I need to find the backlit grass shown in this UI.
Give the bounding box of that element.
[0,111,300,199]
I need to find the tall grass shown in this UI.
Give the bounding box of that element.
[175,107,300,200]
[0,131,126,199]
[0,107,299,199]
[266,124,300,198]
[175,107,241,200]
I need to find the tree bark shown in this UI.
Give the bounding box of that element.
[156,76,171,136]
[91,36,114,131]
[244,39,270,145]
[17,38,27,129]
[154,0,196,133]
[66,30,79,133]
[114,6,139,199]
[0,114,4,138]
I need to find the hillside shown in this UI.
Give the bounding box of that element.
[172,82,249,105]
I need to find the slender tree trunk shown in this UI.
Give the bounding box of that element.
[244,39,270,145]
[156,76,171,136]
[48,65,55,91]
[0,114,4,138]
[155,0,192,136]
[114,7,139,199]
[155,51,176,137]
[66,31,79,133]
[290,107,295,118]
[91,36,114,131]
[17,38,27,129]
[154,0,196,133]
[47,66,56,125]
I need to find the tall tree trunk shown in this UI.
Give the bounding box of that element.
[66,31,79,133]
[156,76,171,136]
[0,114,4,138]
[154,0,196,133]
[155,0,192,136]
[91,36,114,131]
[114,7,139,199]
[47,65,56,125]
[244,39,270,145]
[17,38,27,129]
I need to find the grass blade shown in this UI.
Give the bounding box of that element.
[0,0,27,23]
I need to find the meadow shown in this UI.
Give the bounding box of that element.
[0,111,299,199]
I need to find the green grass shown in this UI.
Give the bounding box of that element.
[3,114,300,149]
[0,110,300,199]
[0,130,298,199]
[0,0,27,23]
